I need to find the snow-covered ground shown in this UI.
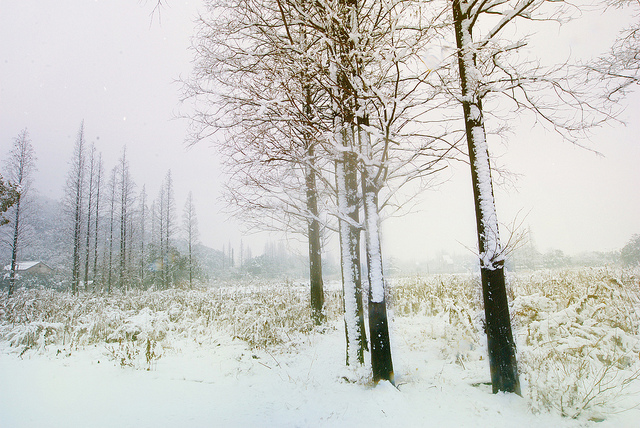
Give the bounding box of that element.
[1,269,639,427]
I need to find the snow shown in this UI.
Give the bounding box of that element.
[1,318,636,428]
[470,123,504,269]
[364,191,385,304]
[2,270,639,427]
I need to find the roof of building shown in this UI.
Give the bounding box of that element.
[3,261,51,271]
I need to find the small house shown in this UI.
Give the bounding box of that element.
[3,261,54,276]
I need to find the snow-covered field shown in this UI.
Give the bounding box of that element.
[1,268,639,427]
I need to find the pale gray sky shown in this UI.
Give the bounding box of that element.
[1,0,638,261]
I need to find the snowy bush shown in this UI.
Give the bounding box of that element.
[0,281,344,359]
[512,268,640,419]
[390,268,640,419]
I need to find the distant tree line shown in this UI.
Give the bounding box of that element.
[61,122,208,292]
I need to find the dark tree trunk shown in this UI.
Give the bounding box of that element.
[368,299,393,382]
[480,266,520,394]
[306,154,325,325]
[362,187,394,384]
[8,194,21,296]
[303,77,325,326]
[452,0,520,395]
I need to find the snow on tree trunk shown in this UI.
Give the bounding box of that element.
[453,0,520,395]
[336,125,367,367]
[360,123,394,384]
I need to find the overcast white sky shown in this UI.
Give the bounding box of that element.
[1,0,638,261]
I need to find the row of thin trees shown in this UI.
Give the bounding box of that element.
[184,0,636,391]
[1,125,202,296]
[64,122,202,293]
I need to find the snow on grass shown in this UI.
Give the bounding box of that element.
[1,269,639,427]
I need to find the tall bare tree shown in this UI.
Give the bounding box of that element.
[138,185,148,287]
[92,153,103,285]
[117,147,136,290]
[182,191,199,288]
[65,122,86,295]
[2,129,37,295]
[154,170,175,288]
[83,144,98,289]
[105,166,117,292]
[443,0,618,394]
[188,0,333,324]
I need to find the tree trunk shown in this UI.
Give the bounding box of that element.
[452,0,520,395]
[92,155,102,290]
[83,147,95,291]
[360,125,394,384]
[72,182,83,295]
[336,125,367,367]
[8,194,21,296]
[363,187,394,384]
[305,146,325,325]
[107,169,116,293]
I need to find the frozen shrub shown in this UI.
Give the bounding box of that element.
[0,279,343,356]
[391,268,640,419]
[513,268,640,419]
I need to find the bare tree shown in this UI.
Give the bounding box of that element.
[83,144,98,290]
[2,129,37,295]
[589,0,640,99]
[442,0,619,394]
[182,191,199,288]
[187,0,450,380]
[138,185,148,286]
[117,147,136,290]
[105,166,117,292]
[188,0,333,324]
[65,122,86,295]
[92,153,103,285]
[154,170,175,288]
